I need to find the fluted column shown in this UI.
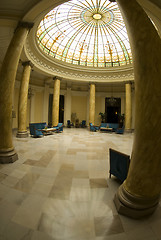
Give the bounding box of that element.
[0,21,34,163]
[52,78,60,126]
[125,82,132,132]
[89,83,95,125]
[114,0,161,218]
[17,61,32,138]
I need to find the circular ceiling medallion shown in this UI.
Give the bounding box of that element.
[93,13,102,20]
[36,0,132,68]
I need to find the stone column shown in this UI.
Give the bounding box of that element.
[0,21,34,163]
[114,0,161,218]
[17,61,32,138]
[52,78,60,126]
[125,82,132,132]
[89,83,95,125]
[42,84,49,124]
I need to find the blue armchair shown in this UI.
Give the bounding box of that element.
[109,148,130,182]
[89,123,99,132]
[81,120,86,128]
[67,120,71,128]
[54,123,64,132]
[29,122,46,137]
[115,126,125,134]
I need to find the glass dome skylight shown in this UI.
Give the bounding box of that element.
[36,0,132,68]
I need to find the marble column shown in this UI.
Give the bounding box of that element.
[114,0,161,218]
[125,82,132,132]
[17,61,32,138]
[89,83,95,125]
[0,21,34,163]
[52,78,60,126]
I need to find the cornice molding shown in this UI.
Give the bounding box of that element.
[24,39,135,83]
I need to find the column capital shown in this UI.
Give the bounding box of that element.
[22,61,34,68]
[15,21,34,32]
[124,81,132,85]
[53,76,62,81]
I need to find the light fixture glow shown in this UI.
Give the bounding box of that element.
[93,13,102,20]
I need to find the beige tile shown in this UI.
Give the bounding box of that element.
[94,215,124,236]
[90,178,108,188]
[12,194,47,230]
[1,221,33,240]
[72,178,90,188]
[70,187,91,202]
[1,176,19,188]
[14,173,40,193]
[74,170,89,178]
[0,172,7,182]
[0,200,19,233]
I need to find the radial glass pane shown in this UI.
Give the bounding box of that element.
[36,0,132,67]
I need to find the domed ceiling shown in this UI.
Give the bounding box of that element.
[36,0,132,68]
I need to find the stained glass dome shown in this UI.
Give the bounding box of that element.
[36,0,132,68]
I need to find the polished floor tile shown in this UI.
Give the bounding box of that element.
[0,128,160,239]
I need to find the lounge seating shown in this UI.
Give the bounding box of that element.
[29,122,46,137]
[109,148,130,182]
[80,120,86,128]
[67,120,72,128]
[89,123,99,132]
[54,123,64,132]
[100,123,119,132]
[115,126,125,134]
[29,122,64,137]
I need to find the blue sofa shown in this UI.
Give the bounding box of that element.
[29,122,46,137]
[100,123,119,132]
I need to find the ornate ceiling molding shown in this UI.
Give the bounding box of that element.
[24,37,134,83]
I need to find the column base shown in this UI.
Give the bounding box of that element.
[0,148,18,163]
[16,131,29,138]
[114,184,159,219]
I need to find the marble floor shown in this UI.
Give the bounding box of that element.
[0,128,161,240]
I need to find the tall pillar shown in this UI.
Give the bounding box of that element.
[114,0,161,218]
[64,87,72,125]
[17,61,32,138]
[125,82,132,132]
[52,78,60,126]
[89,83,95,125]
[42,84,49,123]
[0,21,34,163]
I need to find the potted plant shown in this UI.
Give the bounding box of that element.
[119,113,125,127]
[99,112,106,123]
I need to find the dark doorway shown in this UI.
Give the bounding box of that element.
[59,95,64,123]
[105,98,121,123]
[48,94,64,126]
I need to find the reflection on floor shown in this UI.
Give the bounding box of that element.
[0,128,161,240]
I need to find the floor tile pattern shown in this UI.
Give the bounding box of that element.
[0,128,160,239]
